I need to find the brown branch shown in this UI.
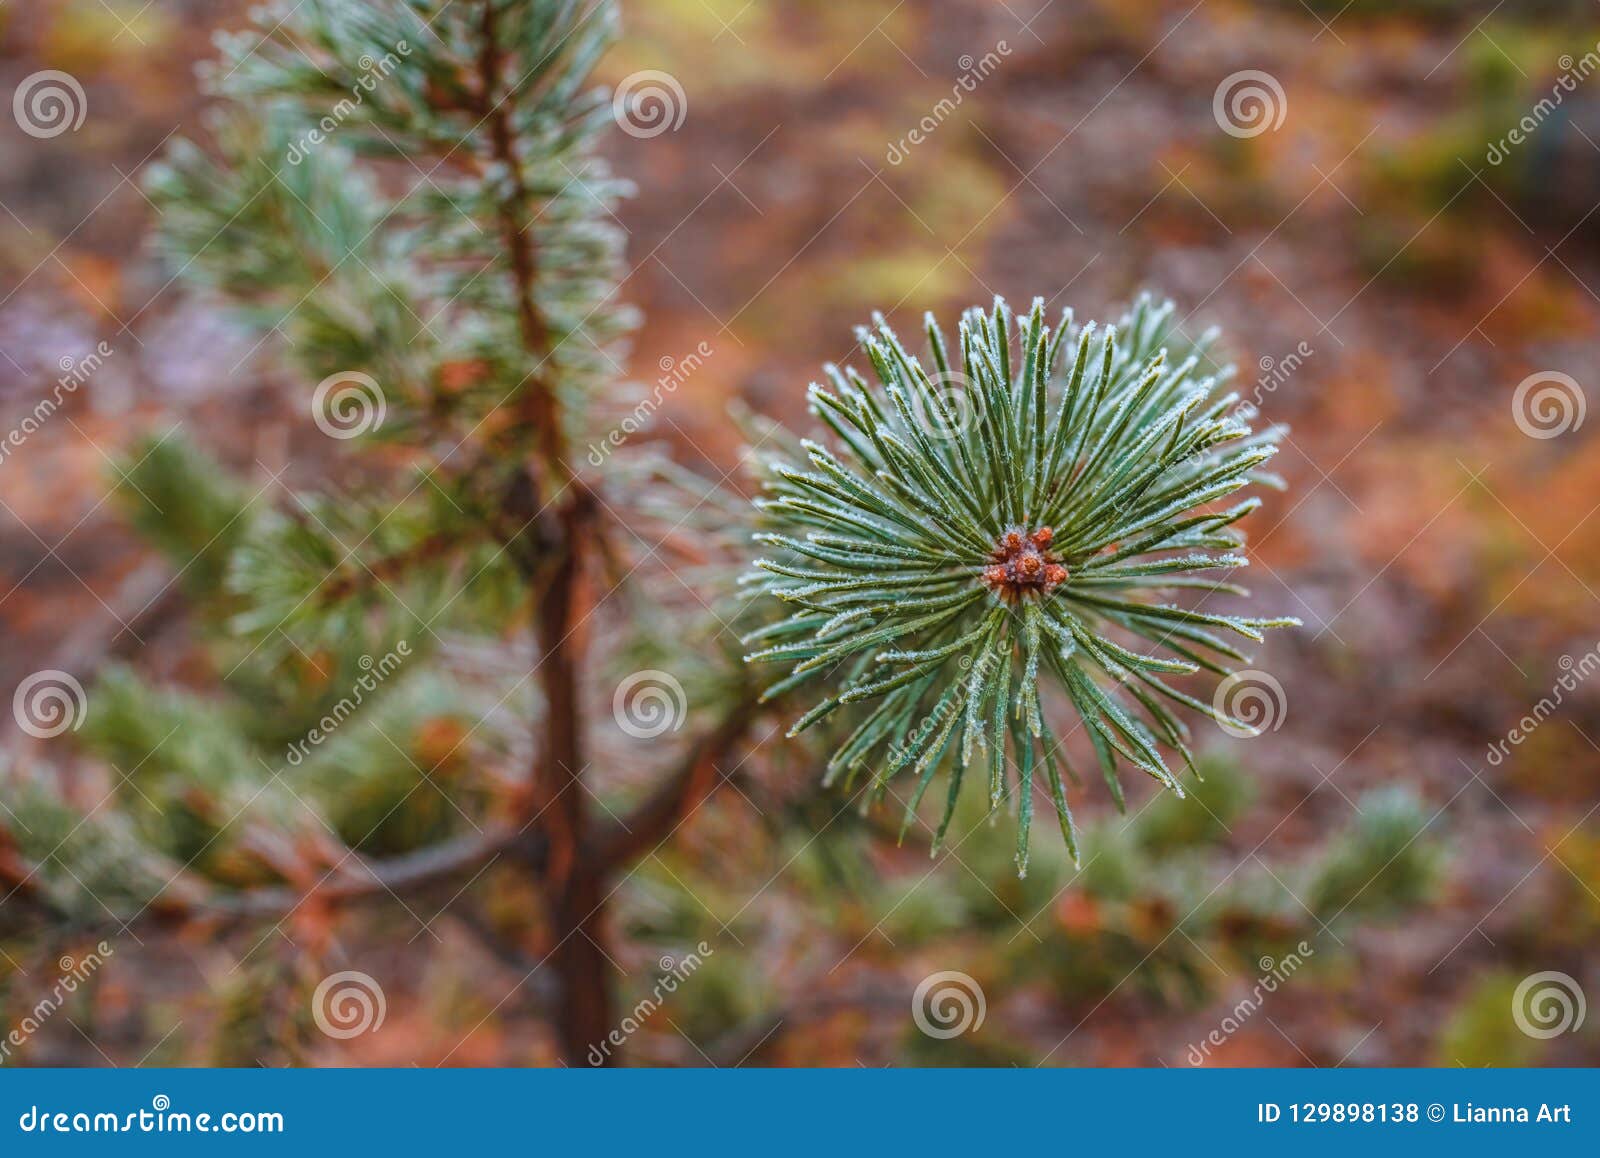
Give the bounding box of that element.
[69,824,543,939]
[471,0,585,857]
[211,824,538,918]
[476,0,567,484]
[315,529,463,603]
[592,697,761,871]
[475,0,609,1062]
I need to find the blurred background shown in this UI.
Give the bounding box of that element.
[1,0,1597,1066]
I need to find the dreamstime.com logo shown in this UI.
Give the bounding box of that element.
[1240,341,1313,414]
[1511,371,1585,439]
[586,340,714,466]
[885,42,1011,165]
[1213,70,1287,139]
[911,970,986,1039]
[612,669,687,739]
[1211,669,1287,739]
[2,943,114,1063]
[311,970,386,1039]
[286,40,412,164]
[1486,642,1599,767]
[612,70,686,138]
[13,70,87,138]
[909,369,980,442]
[17,1096,283,1135]
[1512,971,1586,1040]
[1185,943,1315,1065]
[587,943,713,1066]
[888,651,997,770]
[1486,42,1600,166]
[285,642,411,766]
[312,370,386,439]
[12,670,87,739]
[0,341,114,468]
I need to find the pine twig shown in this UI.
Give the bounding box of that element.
[593,696,761,870]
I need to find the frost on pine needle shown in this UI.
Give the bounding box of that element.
[742,294,1299,875]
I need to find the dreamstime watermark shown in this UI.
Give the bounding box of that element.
[1184,942,1314,1065]
[17,1096,283,1134]
[12,670,88,739]
[1211,669,1287,739]
[1,943,114,1063]
[886,43,1011,165]
[285,642,410,766]
[1486,42,1600,166]
[1213,70,1287,139]
[612,70,686,138]
[612,669,687,739]
[286,41,412,164]
[1486,642,1599,767]
[586,942,712,1065]
[886,650,997,770]
[1511,371,1585,439]
[0,341,114,467]
[1512,971,1585,1039]
[586,340,713,466]
[13,70,86,139]
[312,370,386,439]
[1242,341,1312,412]
[911,970,986,1039]
[909,369,979,442]
[311,970,386,1039]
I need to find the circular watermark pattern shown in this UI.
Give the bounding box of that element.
[1213,70,1287,139]
[612,70,687,139]
[13,670,87,739]
[911,970,986,1039]
[13,71,87,139]
[311,970,386,1039]
[151,1094,171,1112]
[1211,669,1287,739]
[1511,371,1584,440]
[612,669,688,739]
[913,369,979,442]
[1511,970,1585,1039]
[312,371,386,440]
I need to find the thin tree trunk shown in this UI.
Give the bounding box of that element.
[532,503,615,1065]
[549,865,615,1065]
[474,0,616,1065]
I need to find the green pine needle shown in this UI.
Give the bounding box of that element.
[744,293,1300,869]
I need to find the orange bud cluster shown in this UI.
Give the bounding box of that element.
[981,526,1067,599]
